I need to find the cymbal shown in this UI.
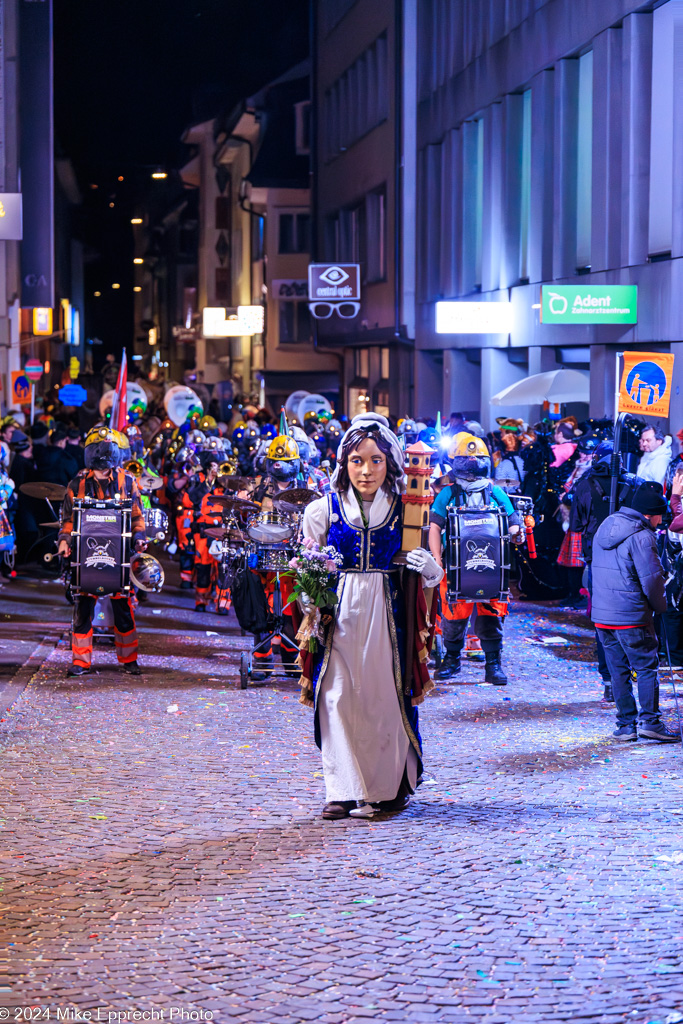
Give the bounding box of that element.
[20,482,67,501]
[204,525,247,541]
[220,475,254,492]
[210,494,259,515]
[39,521,60,528]
[139,474,164,491]
[272,488,318,507]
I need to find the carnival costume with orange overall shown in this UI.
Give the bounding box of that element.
[188,452,232,613]
[250,432,307,679]
[429,433,523,686]
[58,427,147,677]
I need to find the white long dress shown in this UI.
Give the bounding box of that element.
[302,485,437,804]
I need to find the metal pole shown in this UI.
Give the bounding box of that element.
[609,412,625,514]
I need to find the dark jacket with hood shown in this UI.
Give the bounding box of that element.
[591,507,666,626]
[570,469,635,562]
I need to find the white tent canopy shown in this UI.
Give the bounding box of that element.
[490,369,590,406]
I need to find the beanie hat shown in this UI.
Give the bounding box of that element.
[629,481,669,517]
[30,421,49,444]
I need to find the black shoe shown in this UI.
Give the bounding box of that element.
[376,793,410,813]
[484,654,507,686]
[638,723,681,742]
[613,725,637,741]
[602,684,614,703]
[195,604,206,613]
[435,653,461,680]
[67,665,90,677]
[180,580,193,590]
[122,661,142,676]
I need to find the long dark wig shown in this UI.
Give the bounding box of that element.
[334,424,403,494]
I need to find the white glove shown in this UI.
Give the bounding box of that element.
[406,547,444,587]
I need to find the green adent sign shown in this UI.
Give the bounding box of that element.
[541,285,638,324]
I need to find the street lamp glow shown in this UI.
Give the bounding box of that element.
[133,258,143,265]
[112,283,120,290]
[151,171,168,180]
[133,286,142,293]
[131,217,143,225]
[94,291,101,297]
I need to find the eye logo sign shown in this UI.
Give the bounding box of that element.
[318,266,349,286]
[618,352,674,418]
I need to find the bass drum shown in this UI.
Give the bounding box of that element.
[446,507,511,604]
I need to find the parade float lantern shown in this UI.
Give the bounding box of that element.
[400,440,435,553]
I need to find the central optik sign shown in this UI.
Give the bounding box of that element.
[540,285,638,324]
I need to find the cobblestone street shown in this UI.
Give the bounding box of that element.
[2,566,683,1024]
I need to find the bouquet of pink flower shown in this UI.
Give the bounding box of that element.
[285,537,343,610]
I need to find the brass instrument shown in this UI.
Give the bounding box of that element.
[217,458,239,480]
[124,459,143,478]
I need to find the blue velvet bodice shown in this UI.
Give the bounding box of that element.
[326,491,402,571]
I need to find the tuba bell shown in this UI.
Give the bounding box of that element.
[125,460,143,478]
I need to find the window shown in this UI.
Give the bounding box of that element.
[295,101,311,156]
[576,51,593,269]
[366,190,386,282]
[380,346,390,379]
[649,0,683,256]
[278,212,311,254]
[278,301,311,344]
[519,90,532,282]
[251,214,264,262]
[323,33,389,161]
[356,348,369,377]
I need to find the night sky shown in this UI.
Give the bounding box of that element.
[53,0,310,356]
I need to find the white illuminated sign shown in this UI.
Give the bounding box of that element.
[202,306,265,338]
[435,301,513,334]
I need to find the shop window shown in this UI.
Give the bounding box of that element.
[648,0,683,256]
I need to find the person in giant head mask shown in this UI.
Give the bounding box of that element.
[58,427,148,677]
[428,432,522,687]
[300,413,443,820]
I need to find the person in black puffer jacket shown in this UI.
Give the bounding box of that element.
[592,481,679,744]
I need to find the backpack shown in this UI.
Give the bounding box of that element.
[231,566,271,633]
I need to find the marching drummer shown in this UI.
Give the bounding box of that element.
[188,449,232,614]
[428,432,523,687]
[58,426,148,677]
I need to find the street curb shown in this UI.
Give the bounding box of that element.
[0,631,65,720]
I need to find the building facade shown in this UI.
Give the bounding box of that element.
[312,0,417,419]
[172,63,337,413]
[415,0,683,430]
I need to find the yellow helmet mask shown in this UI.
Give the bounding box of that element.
[266,435,300,462]
[447,432,491,481]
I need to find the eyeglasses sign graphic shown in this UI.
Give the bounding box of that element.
[618,352,674,418]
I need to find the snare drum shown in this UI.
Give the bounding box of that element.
[445,507,511,603]
[71,498,131,596]
[144,507,169,542]
[246,510,295,545]
[247,545,294,572]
